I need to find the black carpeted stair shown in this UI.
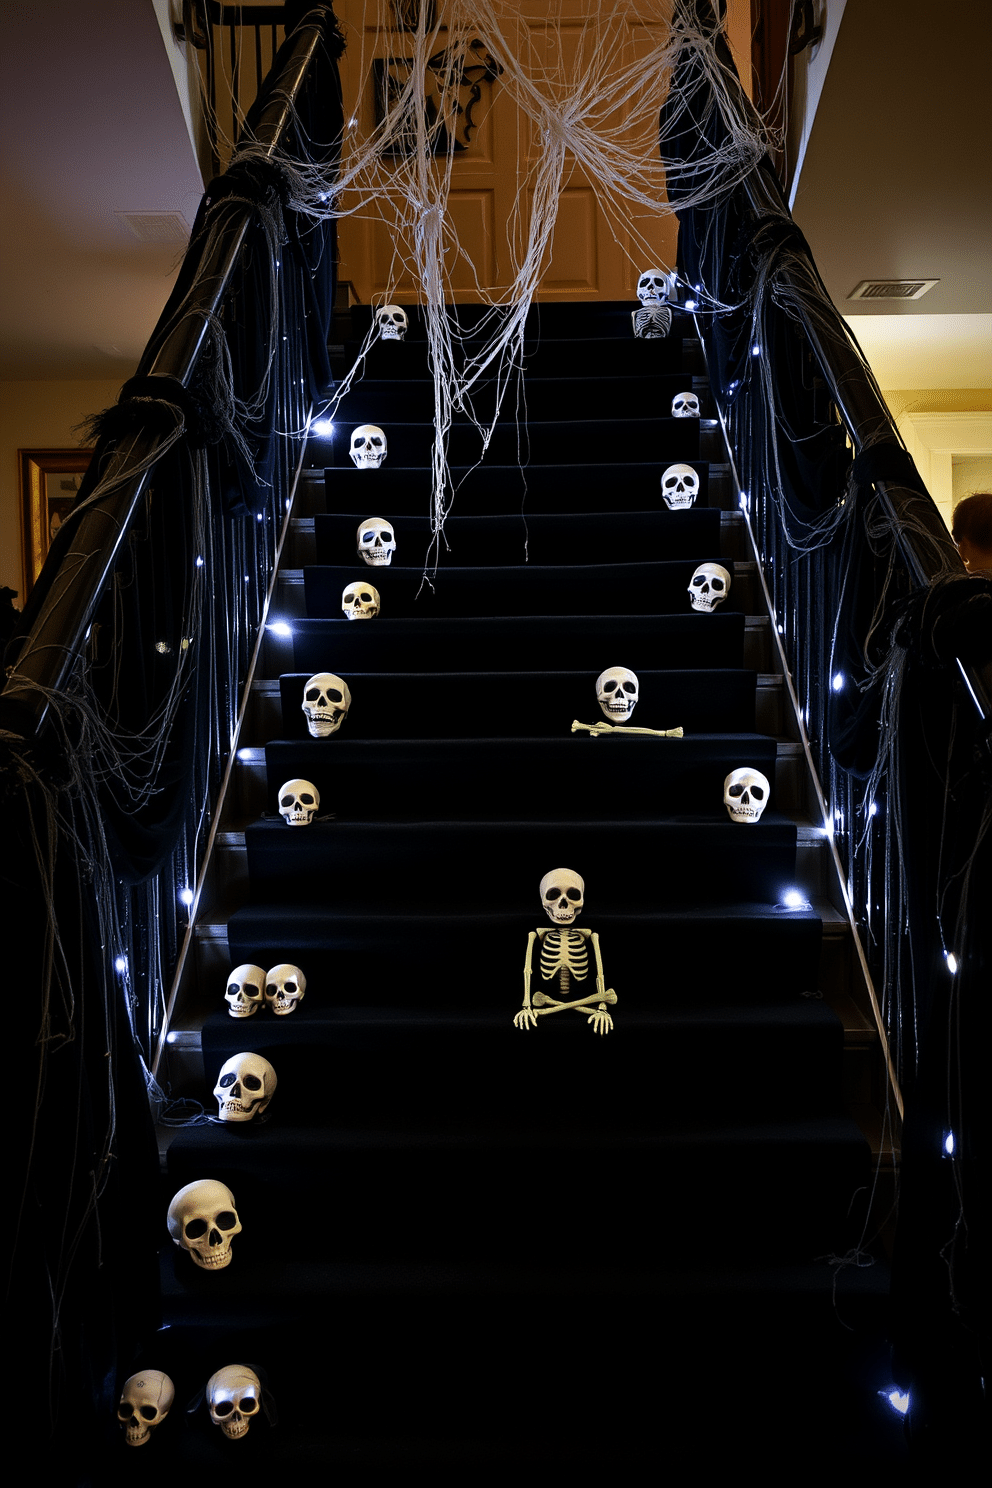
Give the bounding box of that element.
[150,302,904,1471]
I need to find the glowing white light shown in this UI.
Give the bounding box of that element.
[256,513,263,522]
[166,1031,179,1044]
[179,887,194,908]
[777,623,784,634]
[115,956,127,974]
[311,419,334,436]
[237,748,254,761]
[685,299,697,310]
[868,801,878,816]
[782,889,807,909]
[881,1389,910,1416]
[268,621,292,638]
[945,952,958,974]
[832,672,844,692]
[195,555,204,568]
[348,117,358,129]
[751,344,761,356]
[943,1130,955,1155]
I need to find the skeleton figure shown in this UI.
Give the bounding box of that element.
[349,424,387,469]
[375,304,409,341]
[213,1052,278,1122]
[514,868,615,1036]
[117,1371,175,1447]
[688,562,731,612]
[342,582,380,620]
[671,391,700,418]
[356,518,396,566]
[167,1179,242,1271]
[723,767,771,823]
[661,463,700,509]
[632,304,672,340]
[302,672,351,737]
[595,665,639,722]
[206,1366,263,1440]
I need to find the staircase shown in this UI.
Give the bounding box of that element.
[151,299,908,1470]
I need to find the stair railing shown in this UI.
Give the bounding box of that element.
[664,3,991,1437]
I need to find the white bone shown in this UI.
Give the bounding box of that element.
[349,424,387,469]
[213,1051,277,1123]
[206,1365,262,1440]
[632,305,672,339]
[688,562,731,612]
[724,766,771,823]
[117,1371,175,1447]
[302,672,351,737]
[342,582,380,620]
[660,463,700,509]
[571,720,683,738]
[356,517,396,566]
[532,987,617,1011]
[167,1179,242,1271]
[278,778,320,825]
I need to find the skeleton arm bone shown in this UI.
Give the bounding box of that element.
[532,987,618,1013]
[514,931,539,1030]
[571,720,683,738]
[589,933,614,1035]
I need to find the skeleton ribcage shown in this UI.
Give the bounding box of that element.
[540,930,589,990]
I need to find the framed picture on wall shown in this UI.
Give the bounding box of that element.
[19,448,94,597]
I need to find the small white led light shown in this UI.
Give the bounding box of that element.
[943,1130,955,1156]
[195,555,204,568]
[832,672,844,692]
[868,801,878,817]
[115,956,127,974]
[179,887,194,908]
[751,344,761,356]
[945,952,958,974]
[311,419,334,436]
[782,889,808,909]
[268,621,292,638]
[880,1388,910,1417]
[685,298,697,310]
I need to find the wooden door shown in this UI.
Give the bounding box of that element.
[334,2,679,304]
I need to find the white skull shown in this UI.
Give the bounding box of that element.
[302,672,351,737]
[342,582,380,620]
[265,963,306,1016]
[213,1052,278,1123]
[375,304,409,341]
[636,268,674,305]
[167,1179,242,1271]
[356,517,396,567]
[349,424,387,469]
[688,562,731,612]
[278,778,320,825]
[540,867,585,925]
[661,463,700,509]
[117,1370,175,1447]
[632,305,672,340]
[723,767,771,823]
[224,963,266,1019]
[206,1365,262,1440]
[595,665,639,722]
[671,391,700,418]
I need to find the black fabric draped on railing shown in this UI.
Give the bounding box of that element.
[1,4,343,1460]
[662,2,990,1462]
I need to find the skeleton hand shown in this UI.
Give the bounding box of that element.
[514,1007,539,1031]
[587,1003,614,1036]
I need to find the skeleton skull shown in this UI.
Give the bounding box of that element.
[661,463,700,509]
[302,672,351,737]
[265,963,306,1016]
[349,424,387,469]
[723,767,771,823]
[342,582,380,620]
[595,665,639,722]
[375,304,409,341]
[224,963,266,1019]
[632,305,672,340]
[688,562,732,613]
[206,1366,262,1440]
[167,1179,242,1271]
[278,778,320,825]
[117,1371,175,1447]
[540,867,585,925]
[671,391,700,418]
[213,1052,278,1123]
[356,518,396,567]
[636,268,675,305]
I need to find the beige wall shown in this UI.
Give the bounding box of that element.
[883,389,992,531]
[0,378,124,603]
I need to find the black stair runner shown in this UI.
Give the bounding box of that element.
[155,303,899,1470]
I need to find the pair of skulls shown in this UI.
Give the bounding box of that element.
[688,562,732,612]
[724,767,770,823]
[118,1365,264,1445]
[661,462,699,509]
[357,517,396,566]
[302,672,351,737]
[349,425,387,469]
[167,1178,242,1272]
[375,303,408,341]
[596,665,638,722]
[342,582,380,619]
[225,963,307,1016]
[213,1051,278,1123]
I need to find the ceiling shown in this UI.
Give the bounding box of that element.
[1,0,989,391]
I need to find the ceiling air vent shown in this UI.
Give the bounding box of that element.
[847,278,939,301]
[117,212,191,244]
